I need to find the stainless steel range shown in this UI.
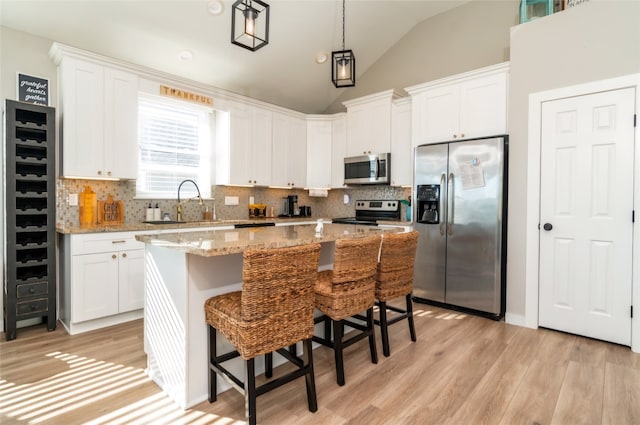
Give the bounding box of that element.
[332,200,401,226]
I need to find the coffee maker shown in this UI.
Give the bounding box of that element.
[281,195,298,217]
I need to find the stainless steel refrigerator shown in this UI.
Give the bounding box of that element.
[413,136,507,319]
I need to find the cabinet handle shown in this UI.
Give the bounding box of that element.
[111,240,126,244]
[98,170,102,175]
[122,253,127,258]
[112,254,117,259]
[460,133,465,138]
[453,134,457,139]
[107,171,112,176]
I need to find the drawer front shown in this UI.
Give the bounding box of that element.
[71,232,144,255]
[17,281,49,298]
[16,298,48,316]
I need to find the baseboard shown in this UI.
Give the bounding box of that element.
[505,312,528,328]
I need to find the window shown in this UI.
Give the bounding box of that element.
[137,95,212,199]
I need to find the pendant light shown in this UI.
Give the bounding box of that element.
[231,0,269,51]
[331,0,355,88]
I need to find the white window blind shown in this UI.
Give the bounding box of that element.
[137,95,212,199]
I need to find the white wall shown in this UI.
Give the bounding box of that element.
[1,27,59,330]
[324,0,519,113]
[507,0,640,324]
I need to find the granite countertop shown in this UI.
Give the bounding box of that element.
[57,217,412,234]
[55,217,324,234]
[134,222,403,257]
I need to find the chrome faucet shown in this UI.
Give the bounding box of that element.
[177,179,203,222]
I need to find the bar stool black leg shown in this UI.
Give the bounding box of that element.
[324,315,331,341]
[407,294,417,342]
[208,325,218,402]
[379,301,391,357]
[245,358,257,425]
[366,307,378,364]
[303,338,318,412]
[333,319,345,386]
[265,352,273,378]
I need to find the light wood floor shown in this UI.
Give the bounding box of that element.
[1,303,639,425]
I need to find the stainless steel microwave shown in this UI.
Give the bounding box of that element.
[344,153,390,185]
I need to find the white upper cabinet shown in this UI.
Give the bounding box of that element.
[272,112,307,188]
[407,62,509,146]
[343,89,401,157]
[306,117,333,189]
[331,114,347,189]
[57,55,138,179]
[391,98,412,187]
[217,102,273,186]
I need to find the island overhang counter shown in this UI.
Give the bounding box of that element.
[135,222,405,409]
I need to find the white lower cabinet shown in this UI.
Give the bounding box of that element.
[60,232,145,334]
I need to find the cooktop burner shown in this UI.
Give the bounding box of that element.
[332,200,401,225]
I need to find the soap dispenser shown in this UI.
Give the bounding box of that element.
[146,202,154,221]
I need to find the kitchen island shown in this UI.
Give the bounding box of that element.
[135,222,405,409]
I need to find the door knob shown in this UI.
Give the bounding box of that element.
[543,223,553,231]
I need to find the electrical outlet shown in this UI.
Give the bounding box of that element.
[68,193,78,206]
[225,196,239,205]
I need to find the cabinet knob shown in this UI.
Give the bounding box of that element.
[112,254,117,259]
[460,133,465,138]
[122,253,127,258]
[29,288,35,294]
[98,170,103,175]
[453,134,457,139]
[107,171,112,176]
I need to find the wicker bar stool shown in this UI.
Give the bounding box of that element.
[375,231,419,357]
[204,243,321,425]
[313,234,382,386]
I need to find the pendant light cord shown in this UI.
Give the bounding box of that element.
[341,0,346,51]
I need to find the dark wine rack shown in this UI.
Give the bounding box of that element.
[4,100,56,341]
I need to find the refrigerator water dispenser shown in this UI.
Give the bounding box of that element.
[416,184,440,224]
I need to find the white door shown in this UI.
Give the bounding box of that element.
[539,88,635,345]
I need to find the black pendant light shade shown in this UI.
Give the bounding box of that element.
[332,0,355,88]
[231,0,269,51]
[332,50,356,88]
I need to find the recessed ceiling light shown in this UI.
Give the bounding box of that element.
[179,50,193,61]
[208,0,224,16]
[315,52,328,64]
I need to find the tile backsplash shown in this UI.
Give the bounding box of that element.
[56,178,411,227]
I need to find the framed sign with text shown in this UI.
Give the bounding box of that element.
[564,0,589,8]
[17,73,49,106]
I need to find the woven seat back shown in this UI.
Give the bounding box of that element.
[241,243,321,324]
[331,235,381,293]
[376,231,419,301]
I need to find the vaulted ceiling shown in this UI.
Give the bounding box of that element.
[1,0,470,113]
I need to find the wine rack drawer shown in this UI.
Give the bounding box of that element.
[17,282,48,298]
[16,298,49,316]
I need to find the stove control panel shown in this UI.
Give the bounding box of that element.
[355,200,399,212]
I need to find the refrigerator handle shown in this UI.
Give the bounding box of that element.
[447,172,454,235]
[440,173,447,236]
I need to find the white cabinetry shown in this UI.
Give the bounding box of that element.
[343,89,400,157]
[57,55,138,179]
[331,114,347,189]
[272,112,307,188]
[217,103,273,186]
[391,98,412,187]
[60,232,145,334]
[306,117,332,188]
[406,62,508,146]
